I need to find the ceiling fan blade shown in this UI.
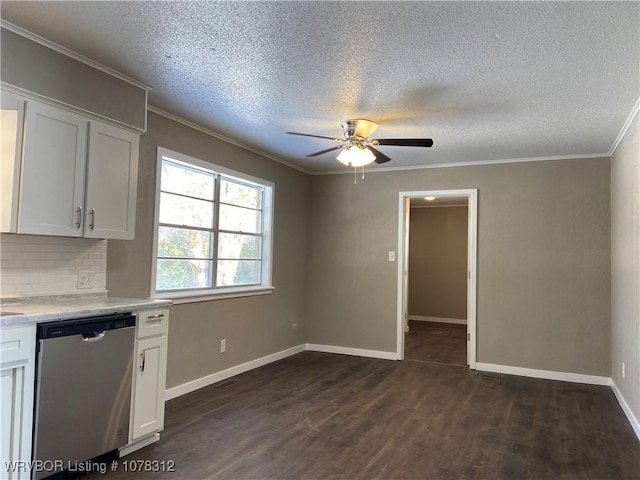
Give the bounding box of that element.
[286,131,343,142]
[373,138,434,147]
[368,146,392,164]
[307,145,345,157]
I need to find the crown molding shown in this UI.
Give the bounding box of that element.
[609,97,640,156]
[309,152,610,176]
[147,106,310,175]
[1,20,151,91]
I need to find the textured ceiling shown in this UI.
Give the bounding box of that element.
[1,1,638,173]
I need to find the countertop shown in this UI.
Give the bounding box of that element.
[0,294,172,327]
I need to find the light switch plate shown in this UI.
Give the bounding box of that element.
[388,251,396,262]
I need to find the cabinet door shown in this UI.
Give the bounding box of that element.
[0,325,35,480]
[0,90,25,233]
[19,100,88,236]
[131,335,167,441]
[1,367,25,479]
[1,368,16,475]
[85,121,139,240]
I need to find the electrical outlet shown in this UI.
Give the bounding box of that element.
[220,339,226,353]
[77,271,94,289]
[622,362,626,379]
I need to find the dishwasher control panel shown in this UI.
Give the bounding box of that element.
[37,312,136,339]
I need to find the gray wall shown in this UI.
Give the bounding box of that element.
[306,158,611,375]
[611,113,639,422]
[1,27,147,131]
[408,206,468,320]
[107,112,310,388]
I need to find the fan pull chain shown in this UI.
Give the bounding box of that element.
[352,167,367,184]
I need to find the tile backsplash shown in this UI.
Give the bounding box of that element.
[0,234,107,297]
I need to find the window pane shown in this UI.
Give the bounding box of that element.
[220,178,262,209]
[158,227,212,258]
[218,233,261,260]
[159,192,214,228]
[217,260,260,286]
[156,259,212,290]
[219,204,261,234]
[161,160,214,200]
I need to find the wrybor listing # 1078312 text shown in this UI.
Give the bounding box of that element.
[4,459,177,476]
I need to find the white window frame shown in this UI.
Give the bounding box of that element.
[151,147,274,303]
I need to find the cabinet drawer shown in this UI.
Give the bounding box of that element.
[0,325,35,364]
[136,310,169,339]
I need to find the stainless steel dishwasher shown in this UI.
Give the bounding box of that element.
[33,313,136,479]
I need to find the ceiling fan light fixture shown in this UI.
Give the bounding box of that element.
[337,145,376,167]
[286,119,433,173]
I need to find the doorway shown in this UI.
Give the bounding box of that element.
[396,189,478,368]
[405,198,468,365]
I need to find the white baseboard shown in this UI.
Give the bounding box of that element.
[475,362,611,386]
[408,315,467,325]
[165,344,306,400]
[306,343,398,360]
[611,380,640,441]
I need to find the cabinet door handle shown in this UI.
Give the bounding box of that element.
[89,208,96,230]
[146,314,164,320]
[140,351,146,372]
[75,206,83,229]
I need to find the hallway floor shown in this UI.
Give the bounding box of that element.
[405,320,467,366]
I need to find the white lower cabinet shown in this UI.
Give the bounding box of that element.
[131,335,167,439]
[121,310,169,456]
[0,325,36,480]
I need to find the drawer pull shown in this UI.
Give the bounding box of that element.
[146,314,164,320]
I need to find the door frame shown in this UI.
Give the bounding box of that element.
[396,189,478,368]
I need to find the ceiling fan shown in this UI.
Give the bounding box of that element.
[286,119,433,167]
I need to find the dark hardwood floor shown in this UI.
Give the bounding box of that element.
[83,351,639,480]
[405,320,467,366]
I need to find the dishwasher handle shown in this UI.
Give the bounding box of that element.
[82,331,106,342]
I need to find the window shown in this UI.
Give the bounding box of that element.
[153,148,273,300]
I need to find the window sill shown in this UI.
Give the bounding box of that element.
[156,286,275,305]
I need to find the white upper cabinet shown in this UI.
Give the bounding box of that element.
[19,99,88,237]
[1,91,139,240]
[85,121,138,240]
